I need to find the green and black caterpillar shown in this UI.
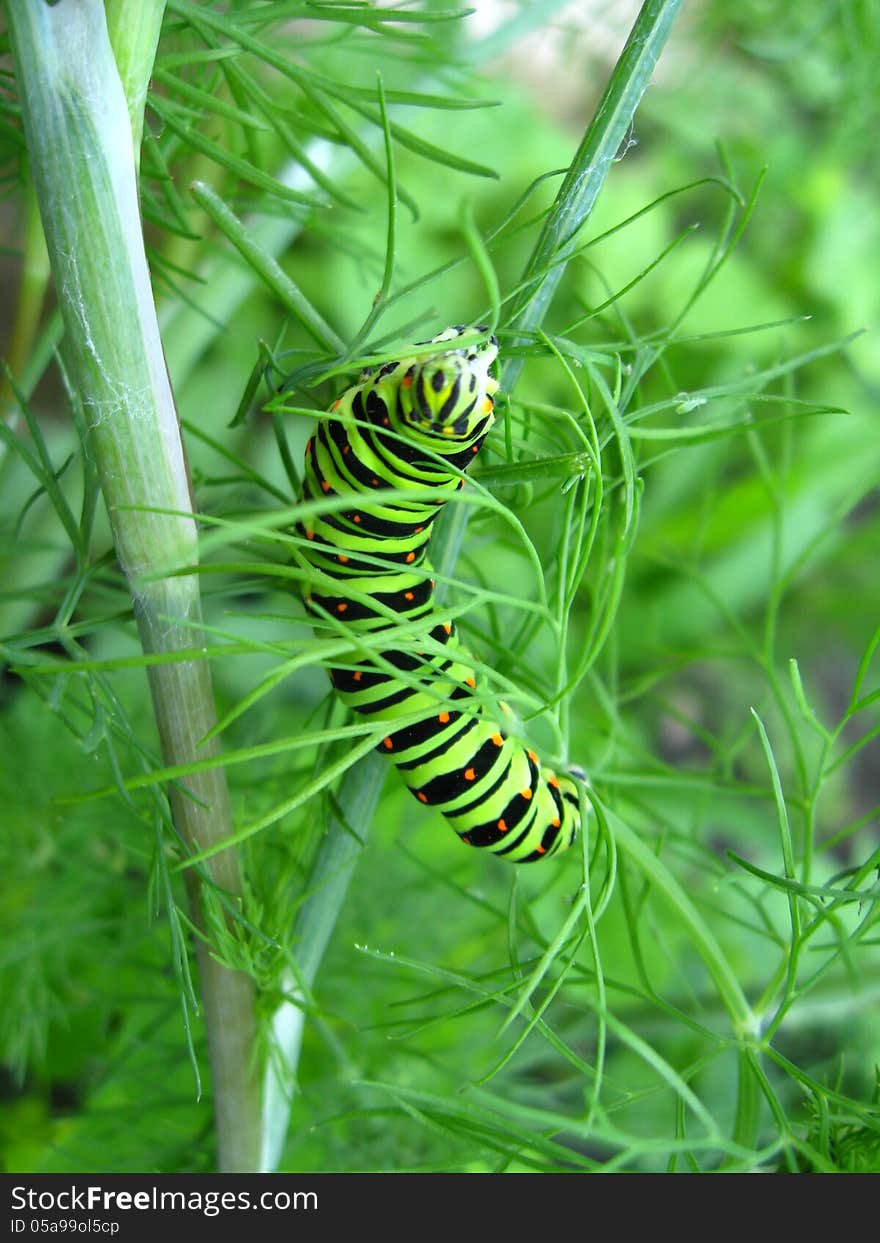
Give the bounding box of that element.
[296,326,580,862]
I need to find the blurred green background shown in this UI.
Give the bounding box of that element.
[1,0,878,1173]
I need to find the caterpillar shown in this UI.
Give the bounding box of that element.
[296,325,581,862]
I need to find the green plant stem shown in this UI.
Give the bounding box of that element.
[105,0,166,164]
[261,752,385,1171]
[5,0,259,1172]
[504,0,684,390]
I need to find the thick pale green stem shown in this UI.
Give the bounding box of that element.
[136,581,259,1171]
[5,0,259,1171]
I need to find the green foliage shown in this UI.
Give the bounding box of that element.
[2,0,879,1175]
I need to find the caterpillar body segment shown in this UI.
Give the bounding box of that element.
[297,326,581,862]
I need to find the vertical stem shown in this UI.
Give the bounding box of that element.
[504,0,684,390]
[136,582,260,1172]
[104,0,166,164]
[5,0,260,1171]
[261,753,385,1171]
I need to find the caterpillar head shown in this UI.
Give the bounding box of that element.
[398,326,499,443]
